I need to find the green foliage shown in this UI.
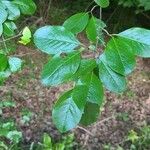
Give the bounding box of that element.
[98,54,127,93]
[52,86,87,132]
[8,57,22,73]
[0,0,36,84]
[86,15,106,44]
[127,126,150,150]
[63,12,89,34]
[20,108,33,125]
[0,0,36,36]
[19,26,32,45]
[34,26,80,55]
[0,54,8,71]
[36,133,75,150]
[94,0,110,8]
[33,1,150,132]
[118,28,150,57]
[117,0,150,12]
[0,100,22,149]
[3,21,17,37]
[105,37,136,75]
[41,51,81,86]
[0,0,149,138]
[13,0,36,15]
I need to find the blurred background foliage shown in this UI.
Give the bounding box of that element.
[34,0,150,33]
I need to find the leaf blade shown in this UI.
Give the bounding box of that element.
[105,37,136,75]
[94,0,110,8]
[41,51,81,86]
[63,12,89,34]
[52,85,87,132]
[34,26,80,54]
[118,27,150,57]
[98,54,127,93]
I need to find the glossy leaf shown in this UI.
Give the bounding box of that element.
[94,0,110,8]
[52,85,87,132]
[86,16,106,43]
[72,59,96,79]
[98,54,127,93]
[78,72,103,125]
[8,57,22,73]
[3,21,17,37]
[105,37,136,75]
[2,0,20,20]
[0,54,8,71]
[41,51,81,86]
[63,13,89,34]
[13,0,36,15]
[34,26,80,55]
[118,28,150,57]
[0,2,7,23]
[0,23,3,36]
[79,72,104,105]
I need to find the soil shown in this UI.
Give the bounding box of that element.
[0,44,150,150]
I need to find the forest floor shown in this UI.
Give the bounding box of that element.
[0,43,150,149]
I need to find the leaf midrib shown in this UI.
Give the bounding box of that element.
[38,34,80,45]
[117,34,149,46]
[45,52,80,81]
[101,60,121,88]
[112,38,125,73]
[64,13,88,33]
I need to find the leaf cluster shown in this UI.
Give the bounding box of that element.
[33,2,150,133]
[0,0,36,84]
[0,0,36,36]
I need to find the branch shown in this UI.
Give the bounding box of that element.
[77,126,94,136]
[0,32,22,43]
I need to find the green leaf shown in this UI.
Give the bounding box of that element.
[52,85,87,132]
[0,23,3,36]
[79,72,104,105]
[0,141,8,149]
[0,70,11,80]
[63,13,89,34]
[94,0,110,8]
[3,21,17,37]
[8,57,22,73]
[128,130,139,143]
[2,0,20,20]
[79,73,104,126]
[0,2,7,23]
[138,0,150,11]
[98,54,127,93]
[105,37,136,75]
[0,54,8,71]
[19,26,31,45]
[41,51,81,86]
[13,0,36,15]
[43,133,52,150]
[80,102,100,126]
[6,130,22,143]
[34,26,80,55]
[72,59,96,79]
[86,16,106,43]
[0,100,16,108]
[118,27,150,58]
[0,70,11,85]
